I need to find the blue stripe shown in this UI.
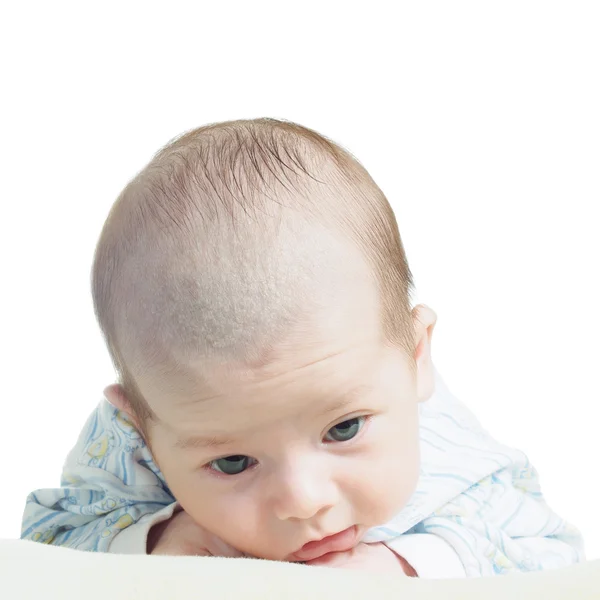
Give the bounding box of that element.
[420,426,508,467]
[121,451,128,484]
[88,412,99,444]
[491,472,510,492]
[533,513,553,537]
[372,526,402,537]
[61,528,76,542]
[426,471,474,486]
[501,496,525,529]
[460,489,485,509]
[434,410,478,433]
[421,437,447,453]
[547,518,566,537]
[499,532,508,557]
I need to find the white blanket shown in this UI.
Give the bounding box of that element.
[1,539,598,600]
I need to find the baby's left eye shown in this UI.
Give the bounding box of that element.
[324,416,366,443]
[209,455,256,475]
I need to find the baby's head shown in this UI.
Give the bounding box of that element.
[92,118,437,560]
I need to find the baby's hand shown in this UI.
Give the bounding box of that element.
[304,542,416,576]
[148,509,245,558]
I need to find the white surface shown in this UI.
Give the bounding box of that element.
[1,1,598,560]
[1,539,600,600]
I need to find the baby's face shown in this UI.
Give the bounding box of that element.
[137,287,434,561]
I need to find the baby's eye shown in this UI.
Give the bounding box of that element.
[209,455,256,475]
[324,416,366,443]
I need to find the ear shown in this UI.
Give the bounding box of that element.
[103,383,141,429]
[412,304,437,403]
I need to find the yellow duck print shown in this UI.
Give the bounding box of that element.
[32,530,55,544]
[101,513,134,538]
[87,435,109,459]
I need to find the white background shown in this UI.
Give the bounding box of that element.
[1,2,598,560]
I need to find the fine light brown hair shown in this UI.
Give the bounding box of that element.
[91,118,416,434]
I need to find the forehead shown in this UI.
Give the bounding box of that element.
[145,313,400,457]
[173,381,378,451]
[155,330,384,430]
[141,254,385,422]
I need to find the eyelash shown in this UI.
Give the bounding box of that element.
[322,415,369,444]
[202,414,372,478]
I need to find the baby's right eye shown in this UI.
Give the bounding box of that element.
[209,455,256,475]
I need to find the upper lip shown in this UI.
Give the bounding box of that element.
[301,527,346,547]
[289,526,357,561]
[287,532,329,555]
[306,531,335,544]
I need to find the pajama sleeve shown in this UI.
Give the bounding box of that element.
[384,532,467,578]
[384,460,585,578]
[20,401,175,552]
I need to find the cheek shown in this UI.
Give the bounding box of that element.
[357,445,420,524]
[146,443,212,518]
[151,449,264,548]
[354,413,420,523]
[153,451,221,520]
[176,482,247,537]
[171,479,270,556]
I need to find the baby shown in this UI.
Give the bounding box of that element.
[21,119,584,578]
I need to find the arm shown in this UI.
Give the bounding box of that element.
[303,541,417,575]
[21,400,175,552]
[393,460,585,577]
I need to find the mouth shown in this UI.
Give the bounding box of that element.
[289,525,359,561]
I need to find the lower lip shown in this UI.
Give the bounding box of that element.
[291,526,358,561]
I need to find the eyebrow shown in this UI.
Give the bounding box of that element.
[317,383,374,416]
[174,434,237,451]
[173,383,374,451]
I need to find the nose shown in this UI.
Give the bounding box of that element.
[268,457,339,522]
